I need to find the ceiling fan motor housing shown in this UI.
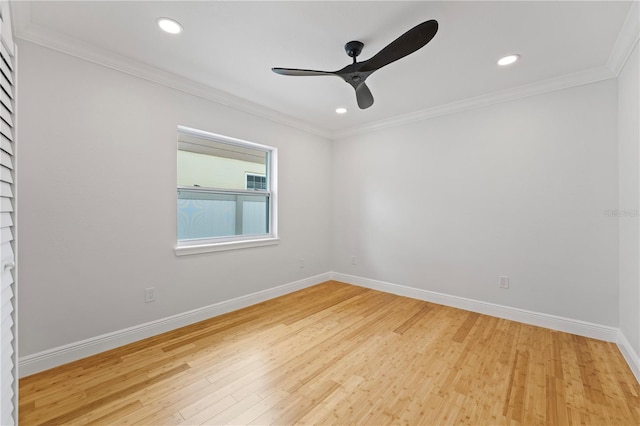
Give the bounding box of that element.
[345,40,364,58]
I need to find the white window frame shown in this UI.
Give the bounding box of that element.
[175,126,278,256]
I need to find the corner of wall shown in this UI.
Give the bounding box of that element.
[618,330,640,383]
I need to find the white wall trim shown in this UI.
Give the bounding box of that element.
[617,330,640,383]
[331,272,620,343]
[607,0,640,76]
[333,66,615,139]
[18,272,331,377]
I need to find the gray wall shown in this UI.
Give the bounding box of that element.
[618,42,640,357]
[17,41,333,356]
[332,80,619,326]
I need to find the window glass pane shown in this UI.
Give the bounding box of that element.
[178,189,270,240]
[178,133,267,191]
[242,199,267,234]
[177,191,236,240]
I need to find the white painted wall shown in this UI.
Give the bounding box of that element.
[618,41,640,358]
[332,80,619,326]
[16,41,332,356]
[15,36,634,375]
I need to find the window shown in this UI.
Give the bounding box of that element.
[175,126,278,255]
[246,173,266,190]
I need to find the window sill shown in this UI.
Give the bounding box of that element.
[175,237,280,256]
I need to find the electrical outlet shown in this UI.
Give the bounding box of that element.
[351,256,357,266]
[299,258,305,269]
[145,287,156,302]
[499,276,510,289]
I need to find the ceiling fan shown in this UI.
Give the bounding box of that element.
[272,20,438,110]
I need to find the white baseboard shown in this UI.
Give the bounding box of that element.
[18,272,331,377]
[333,272,640,385]
[617,330,640,383]
[331,272,620,342]
[20,271,639,386]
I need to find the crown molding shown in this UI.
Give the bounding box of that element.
[10,1,631,142]
[10,2,332,140]
[607,0,640,76]
[337,1,638,139]
[333,65,616,140]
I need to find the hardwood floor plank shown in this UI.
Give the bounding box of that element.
[179,394,236,425]
[200,393,262,425]
[451,311,480,343]
[83,400,143,425]
[225,389,290,425]
[19,281,639,425]
[31,364,190,425]
[297,374,364,425]
[393,302,433,335]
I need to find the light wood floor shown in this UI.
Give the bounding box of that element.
[19,281,639,425]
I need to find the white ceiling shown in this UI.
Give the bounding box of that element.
[11,1,635,137]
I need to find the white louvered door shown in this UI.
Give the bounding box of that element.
[0,0,16,424]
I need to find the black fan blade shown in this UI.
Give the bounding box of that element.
[360,20,438,72]
[272,68,335,77]
[355,82,374,109]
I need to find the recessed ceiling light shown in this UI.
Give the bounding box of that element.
[157,17,183,34]
[335,107,348,114]
[498,54,520,66]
